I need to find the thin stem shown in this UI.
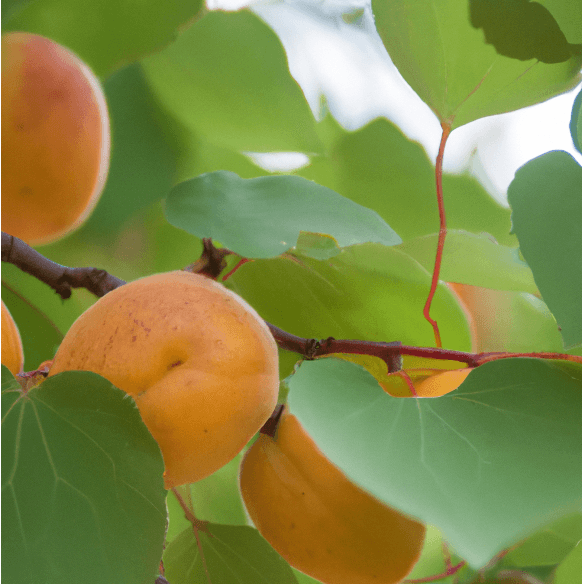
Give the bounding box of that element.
[171,487,212,584]
[404,560,466,583]
[423,123,452,348]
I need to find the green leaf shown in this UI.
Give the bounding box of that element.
[299,117,516,245]
[507,151,582,348]
[1,0,203,77]
[504,513,582,567]
[396,230,537,292]
[570,89,582,155]
[1,284,63,371]
[405,525,475,584]
[163,524,298,584]
[141,10,322,153]
[227,243,470,350]
[537,0,582,43]
[371,0,582,128]
[554,542,582,584]
[2,369,167,584]
[226,243,471,387]
[165,171,401,258]
[187,453,248,526]
[1,263,89,338]
[82,64,179,237]
[286,357,582,568]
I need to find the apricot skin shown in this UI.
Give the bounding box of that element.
[415,368,473,398]
[2,32,110,246]
[1,301,25,376]
[239,411,426,584]
[48,271,279,488]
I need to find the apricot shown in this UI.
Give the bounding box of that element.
[48,271,279,488]
[2,32,110,246]
[1,301,24,376]
[239,410,426,584]
[415,368,473,397]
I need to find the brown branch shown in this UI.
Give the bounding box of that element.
[3,232,581,373]
[2,232,125,299]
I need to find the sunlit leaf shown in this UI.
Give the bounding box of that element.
[142,10,322,153]
[504,513,582,567]
[554,542,582,584]
[226,243,472,387]
[1,0,203,77]
[299,117,516,244]
[371,0,582,128]
[397,230,536,292]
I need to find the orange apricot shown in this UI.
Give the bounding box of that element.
[239,410,426,584]
[1,301,25,376]
[49,271,279,488]
[415,367,473,397]
[2,32,110,245]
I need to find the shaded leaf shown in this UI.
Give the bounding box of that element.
[163,524,298,584]
[1,284,63,371]
[1,368,167,584]
[469,0,574,64]
[142,10,322,153]
[82,64,179,236]
[507,151,582,348]
[287,357,582,567]
[165,171,401,258]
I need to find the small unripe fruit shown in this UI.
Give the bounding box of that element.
[1,301,24,376]
[49,271,279,488]
[240,410,426,584]
[2,32,110,245]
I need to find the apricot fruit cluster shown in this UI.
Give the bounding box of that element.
[2,32,110,245]
[1,301,24,376]
[49,271,280,488]
[240,408,426,584]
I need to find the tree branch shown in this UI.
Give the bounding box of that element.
[2,232,125,299]
[3,232,581,372]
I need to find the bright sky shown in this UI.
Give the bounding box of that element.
[209,0,581,205]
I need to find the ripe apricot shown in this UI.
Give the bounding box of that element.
[2,32,110,245]
[48,271,279,488]
[415,368,473,397]
[1,301,24,376]
[239,410,426,584]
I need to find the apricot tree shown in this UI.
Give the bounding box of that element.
[2,1,582,584]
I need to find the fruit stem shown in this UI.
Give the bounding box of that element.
[422,122,452,349]
[259,403,285,437]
